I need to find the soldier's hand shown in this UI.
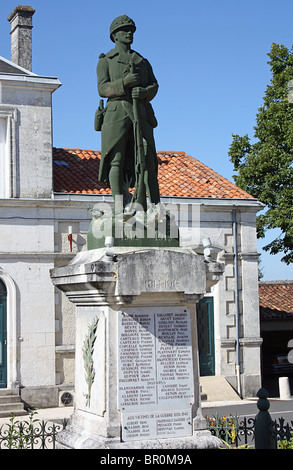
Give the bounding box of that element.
[123,73,140,88]
[132,87,147,100]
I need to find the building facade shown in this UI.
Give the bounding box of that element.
[0,6,263,408]
[259,280,293,389]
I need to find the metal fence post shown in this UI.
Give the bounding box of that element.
[254,388,277,449]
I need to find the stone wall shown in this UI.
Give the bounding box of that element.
[0,71,60,198]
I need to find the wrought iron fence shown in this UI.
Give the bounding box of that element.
[206,414,293,449]
[206,414,255,448]
[273,417,293,443]
[0,412,69,449]
[205,388,293,449]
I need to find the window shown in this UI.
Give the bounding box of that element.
[197,297,215,376]
[0,107,18,198]
[0,280,7,296]
[0,117,8,198]
[0,279,7,388]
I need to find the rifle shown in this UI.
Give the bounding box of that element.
[129,59,147,212]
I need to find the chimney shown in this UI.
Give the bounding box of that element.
[7,5,35,72]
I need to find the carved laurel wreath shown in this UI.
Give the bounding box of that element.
[82,316,99,407]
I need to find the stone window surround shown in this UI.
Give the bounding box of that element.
[0,106,18,198]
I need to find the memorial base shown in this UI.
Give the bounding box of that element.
[50,247,224,450]
[87,206,179,250]
[56,424,221,449]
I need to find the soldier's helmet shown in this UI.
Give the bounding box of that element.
[110,15,136,42]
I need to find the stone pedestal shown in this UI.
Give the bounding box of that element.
[50,247,224,449]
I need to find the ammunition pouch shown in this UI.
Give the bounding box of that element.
[146,103,158,128]
[94,99,105,131]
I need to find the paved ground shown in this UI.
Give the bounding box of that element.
[0,400,256,427]
[0,405,74,427]
[0,395,288,426]
[202,397,293,420]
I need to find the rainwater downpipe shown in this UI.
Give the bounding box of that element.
[232,209,242,398]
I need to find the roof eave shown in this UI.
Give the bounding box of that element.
[0,56,62,91]
[53,192,264,208]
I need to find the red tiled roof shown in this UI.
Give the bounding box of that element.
[259,281,293,320]
[53,148,254,199]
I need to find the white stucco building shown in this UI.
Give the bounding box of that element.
[0,6,264,410]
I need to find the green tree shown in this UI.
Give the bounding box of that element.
[229,43,293,264]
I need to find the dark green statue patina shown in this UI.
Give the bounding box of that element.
[95,14,160,211]
[88,15,179,249]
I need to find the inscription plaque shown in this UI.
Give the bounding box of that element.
[122,409,192,441]
[118,308,194,440]
[118,312,156,409]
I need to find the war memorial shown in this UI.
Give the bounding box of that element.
[50,15,224,449]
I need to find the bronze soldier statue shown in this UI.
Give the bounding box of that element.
[95,14,161,212]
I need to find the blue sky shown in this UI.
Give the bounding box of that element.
[1,0,292,281]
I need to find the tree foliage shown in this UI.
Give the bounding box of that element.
[229,43,293,264]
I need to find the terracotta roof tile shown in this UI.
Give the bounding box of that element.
[259,281,293,320]
[53,148,254,199]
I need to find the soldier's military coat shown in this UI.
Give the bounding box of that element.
[96,46,159,186]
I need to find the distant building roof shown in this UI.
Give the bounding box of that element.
[53,148,254,199]
[259,281,293,320]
